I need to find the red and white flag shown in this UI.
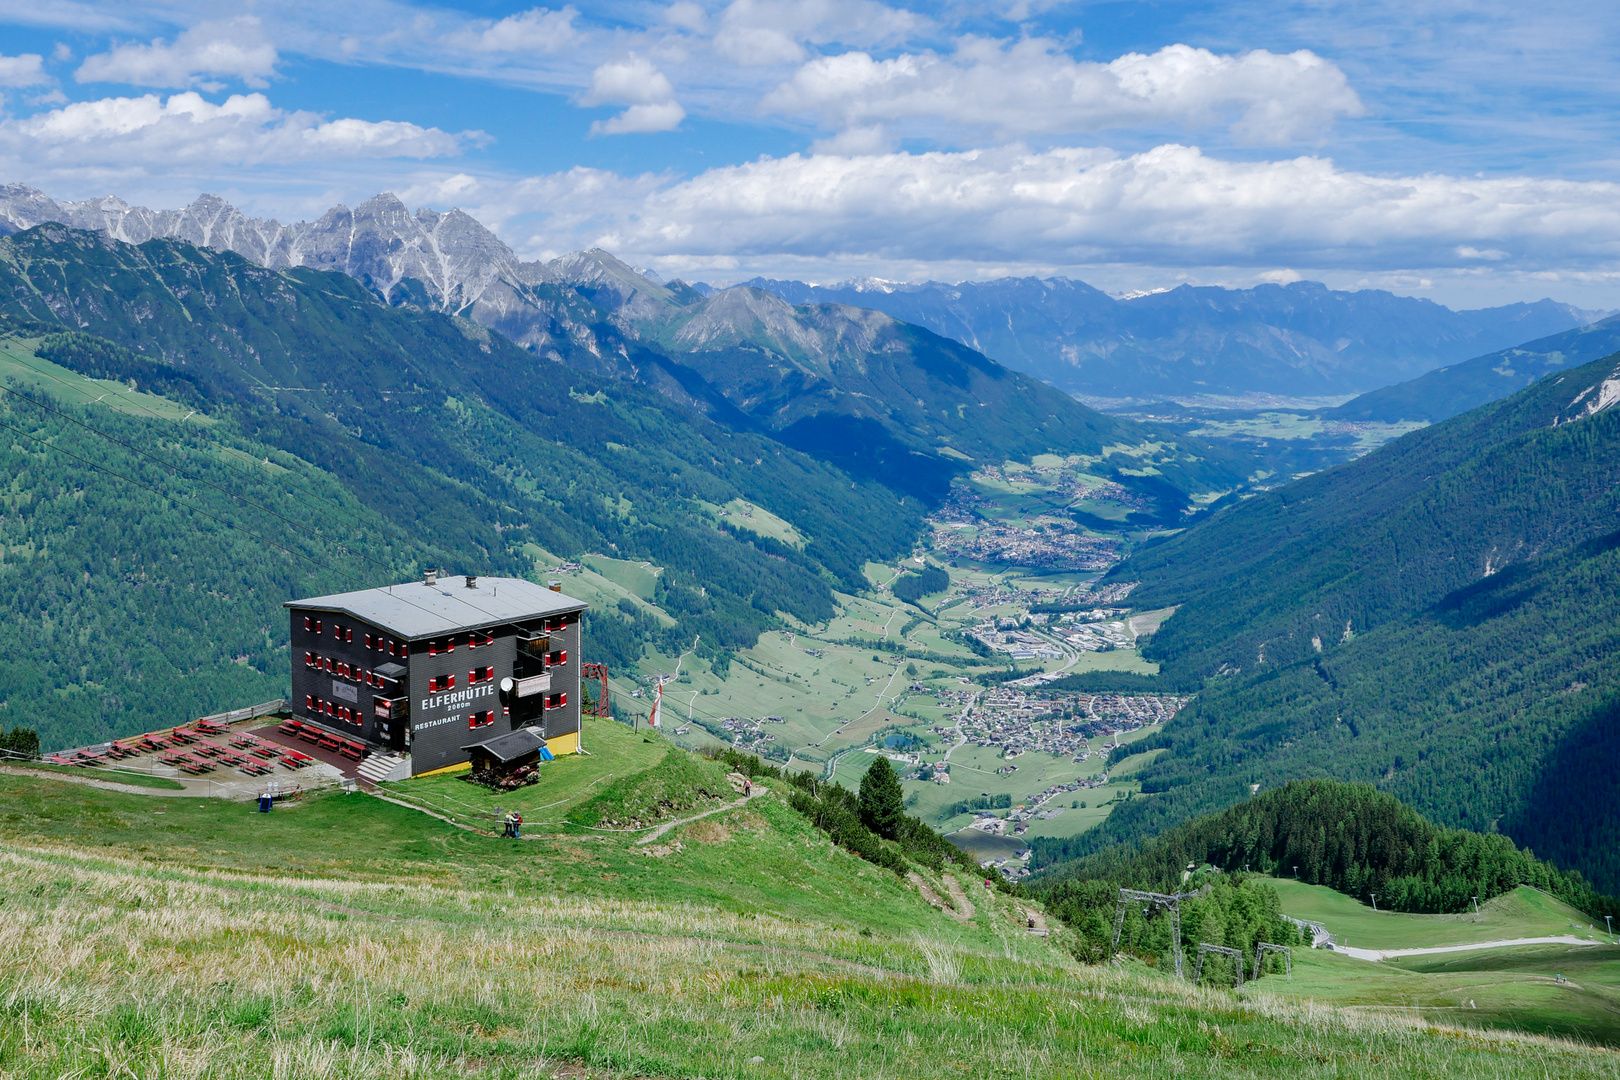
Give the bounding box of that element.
[648,681,663,728]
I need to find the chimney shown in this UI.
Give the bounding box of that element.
[423,569,437,587]
[466,575,478,589]
[548,580,563,593]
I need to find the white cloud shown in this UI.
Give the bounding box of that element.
[664,2,708,32]
[764,39,1364,144]
[1,92,479,167]
[76,17,277,89]
[459,143,1620,278]
[0,53,50,87]
[581,57,685,135]
[457,7,581,54]
[713,0,926,66]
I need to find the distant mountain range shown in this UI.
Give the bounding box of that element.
[730,276,1604,403]
[0,184,1604,407]
[0,187,1254,507]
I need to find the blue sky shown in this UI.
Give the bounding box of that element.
[0,0,1616,307]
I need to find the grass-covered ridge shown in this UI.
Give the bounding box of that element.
[4,728,1620,1078]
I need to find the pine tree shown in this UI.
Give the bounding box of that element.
[859,756,904,840]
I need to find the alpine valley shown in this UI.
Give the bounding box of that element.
[6,181,1620,1072]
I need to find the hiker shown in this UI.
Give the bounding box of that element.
[744,778,753,797]
[500,811,513,838]
[512,812,523,839]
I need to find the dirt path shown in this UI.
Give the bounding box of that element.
[1334,935,1600,962]
[942,874,977,921]
[909,872,970,923]
[1021,906,1049,935]
[0,763,238,798]
[635,788,770,845]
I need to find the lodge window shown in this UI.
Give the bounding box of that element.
[469,710,495,729]
[547,650,567,667]
[324,700,334,716]
[469,665,494,684]
[430,674,456,692]
[400,643,408,657]
[469,632,494,648]
[545,692,567,710]
[365,633,373,649]
[305,694,314,709]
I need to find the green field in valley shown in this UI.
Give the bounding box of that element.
[1246,879,1620,1047]
[1271,879,1610,950]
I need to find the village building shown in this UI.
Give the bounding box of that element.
[285,573,586,776]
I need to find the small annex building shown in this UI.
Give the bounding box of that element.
[286,573,587,776]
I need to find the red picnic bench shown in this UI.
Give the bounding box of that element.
[250,745,282,760]
[276,719,304,737]
[338,740,366,761]
[238,761,272,777]
[279,751,313,770]
[298,727,325,745]
[194,720,227,735]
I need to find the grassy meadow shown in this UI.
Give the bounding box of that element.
[5,726,1620,1078]
[1250,880,1620,1047]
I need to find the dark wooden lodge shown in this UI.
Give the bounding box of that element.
[285,573,587,776]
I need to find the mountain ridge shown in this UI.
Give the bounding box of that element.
[1,183,1604,406]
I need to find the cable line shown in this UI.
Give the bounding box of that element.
[0,415,355,579]
[0,382,397,574]
[2,352,405,560]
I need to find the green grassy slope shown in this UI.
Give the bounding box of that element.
[1255,881,1620,1048]
[1269,880,1605,949]
[3,733,1618,1077]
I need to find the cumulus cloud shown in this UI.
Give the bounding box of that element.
[581,57,685,135]
[463,144,1620,276]
[0,53,50,87]
[713,0,926,66]
[764,39,1364,144]
[1,92,479,167]
[76,17,277,90]
[456,7,580,54]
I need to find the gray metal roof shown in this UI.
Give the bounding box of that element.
[285,575,586,638]
[462,725,547,762]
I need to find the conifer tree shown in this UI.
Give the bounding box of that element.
[859,755,905,840]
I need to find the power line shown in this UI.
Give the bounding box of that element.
[0,382,397,574]
[2,351,407,561]
[0,415,356,580]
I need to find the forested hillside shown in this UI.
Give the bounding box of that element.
[1327,313,1620,423]
[1038,780,1617,918]
[1034,350,1620,892]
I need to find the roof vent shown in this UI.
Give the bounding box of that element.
[548,580,563,593]
[423,569,437,587]
[466,575,478,589]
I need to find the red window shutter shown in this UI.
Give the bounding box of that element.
[447,674,456,689]
[306,694,313,709]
